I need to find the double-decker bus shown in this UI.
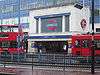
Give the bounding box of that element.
[0,25,25,54]
[72,34,100,56]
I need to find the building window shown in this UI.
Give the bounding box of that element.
[35,13,70,33]
[41,17,62,33]
[20,1,28,10]
[1,5,13,13]
[94,9,100,16]
[13,5,19,12]
[65,16,69,31]
[21,23,29,29]
[96,28,100,32]
[36,19,39,33]
[90,9,100,23]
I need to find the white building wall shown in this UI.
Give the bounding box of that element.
[29,5,90,34]
[70,7,90,33]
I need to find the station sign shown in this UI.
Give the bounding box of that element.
[80,19,87,30]
[29,35,72,39]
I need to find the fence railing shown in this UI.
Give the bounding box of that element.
[0,53,100,73]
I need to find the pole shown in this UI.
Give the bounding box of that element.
[32,52,34,75]
[91,0,95,74]
[92,0,94,32]
[63,52,66,75]
[17,0,21,63]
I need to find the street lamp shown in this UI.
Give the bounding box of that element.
[17,0,21,62]
[91,0,95,74]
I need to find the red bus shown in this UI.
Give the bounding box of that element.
[0,25,24,54]
[72,34,100,56]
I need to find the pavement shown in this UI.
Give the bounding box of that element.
[16,68,100,75]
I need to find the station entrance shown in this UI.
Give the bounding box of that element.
[30,41,70,54]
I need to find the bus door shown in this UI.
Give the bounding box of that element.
[81,39,91,56]
[94,40,100,56]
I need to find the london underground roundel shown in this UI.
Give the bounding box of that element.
[80,19,87,30]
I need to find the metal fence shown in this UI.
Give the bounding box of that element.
[0,52,100,73]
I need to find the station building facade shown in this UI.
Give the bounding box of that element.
[28,5,90,53]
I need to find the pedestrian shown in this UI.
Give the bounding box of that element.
[63,42,68,54]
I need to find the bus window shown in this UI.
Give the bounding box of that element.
[2,41,10,48]
[82,40,90,48]
[74,40,81,47]
[95,40,100,49]
[10,41,17,48]
[1,26,10,32]
[0,42,2,47]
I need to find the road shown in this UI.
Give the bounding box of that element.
[0,64,100,75]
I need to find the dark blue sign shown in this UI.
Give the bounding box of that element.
[29,35,71,39]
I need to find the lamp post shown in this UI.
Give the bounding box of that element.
[17,0,21,62]
[74,0,95,74]
[91,0,95,74]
